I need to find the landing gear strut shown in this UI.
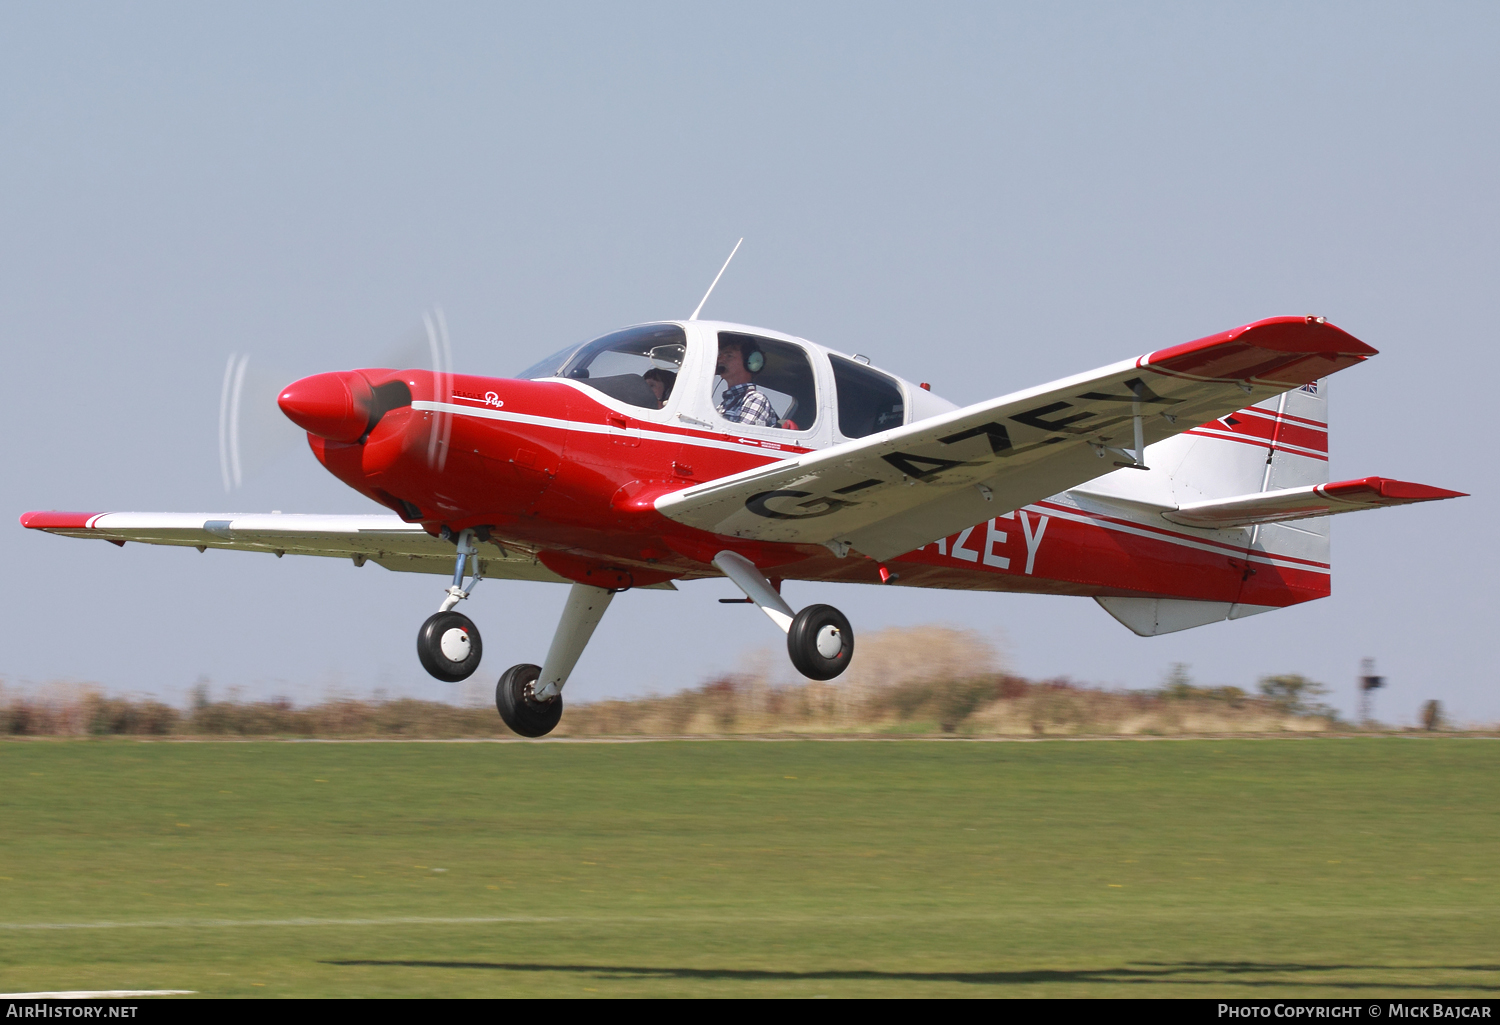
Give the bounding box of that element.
[495,582,616,738]
[713,550,855,681]
[417,529,485,682]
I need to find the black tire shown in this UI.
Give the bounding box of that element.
[787,604,854,680]
[416,611,483,681]
[496,663,563,738]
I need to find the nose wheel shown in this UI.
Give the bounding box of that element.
[417,611,483,681]
[787,603,854,680]
[416,527,486,681]
[496,663,563,737]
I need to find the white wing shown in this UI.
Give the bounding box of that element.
[655,317,1378,561]
[19,511,574,584]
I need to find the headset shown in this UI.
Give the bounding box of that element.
[717,334,766,376]
[741,338,765,374]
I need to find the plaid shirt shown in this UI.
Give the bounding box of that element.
[717,383,779,427]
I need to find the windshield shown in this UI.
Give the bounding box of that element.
[516,323,688,410]
[514,343,583,382]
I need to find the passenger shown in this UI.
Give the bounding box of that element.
[643,367,676,408]
[715,337,778,427]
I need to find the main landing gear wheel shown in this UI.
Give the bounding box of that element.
[417,611,483,681]
[496,663,563,738]
[787,604,854,681]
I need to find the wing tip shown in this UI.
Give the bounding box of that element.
[19,511,106,530]
[1143,316,1379,385]
[1227,316,1380,356]
[1322,477,1467,503]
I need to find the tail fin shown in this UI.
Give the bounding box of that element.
[1173,380,1330,496]
[1089,381,1333,635]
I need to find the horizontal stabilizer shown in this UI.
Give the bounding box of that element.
[1161,477,1466,529]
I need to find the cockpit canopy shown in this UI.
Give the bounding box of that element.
[515,321,921,440]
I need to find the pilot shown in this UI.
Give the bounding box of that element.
[715,336,778,427]
[643,367,676,408]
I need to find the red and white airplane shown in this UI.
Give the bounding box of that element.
[22,307,1463,736]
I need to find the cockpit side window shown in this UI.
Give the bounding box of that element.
[517,324,687,410]
[830,355,904,438]
[712,332,820,432]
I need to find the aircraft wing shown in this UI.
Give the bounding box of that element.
[17,511,576,584]
[1161,477,1467,529]
[655,316,1380,562]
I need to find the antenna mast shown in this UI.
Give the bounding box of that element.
[689,238,743,322]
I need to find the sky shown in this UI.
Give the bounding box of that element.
[2,2,1494,725]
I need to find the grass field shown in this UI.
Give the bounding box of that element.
[1,738,1496,998]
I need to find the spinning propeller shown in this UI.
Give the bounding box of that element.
[216,308,457,491]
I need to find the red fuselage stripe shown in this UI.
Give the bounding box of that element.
[1032,500,1332,571]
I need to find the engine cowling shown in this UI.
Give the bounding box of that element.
[277,371,376,442]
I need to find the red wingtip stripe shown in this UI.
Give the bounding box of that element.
[1142,317,1378,385]
[1318,477,1467,502]
[19,511,107,530]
